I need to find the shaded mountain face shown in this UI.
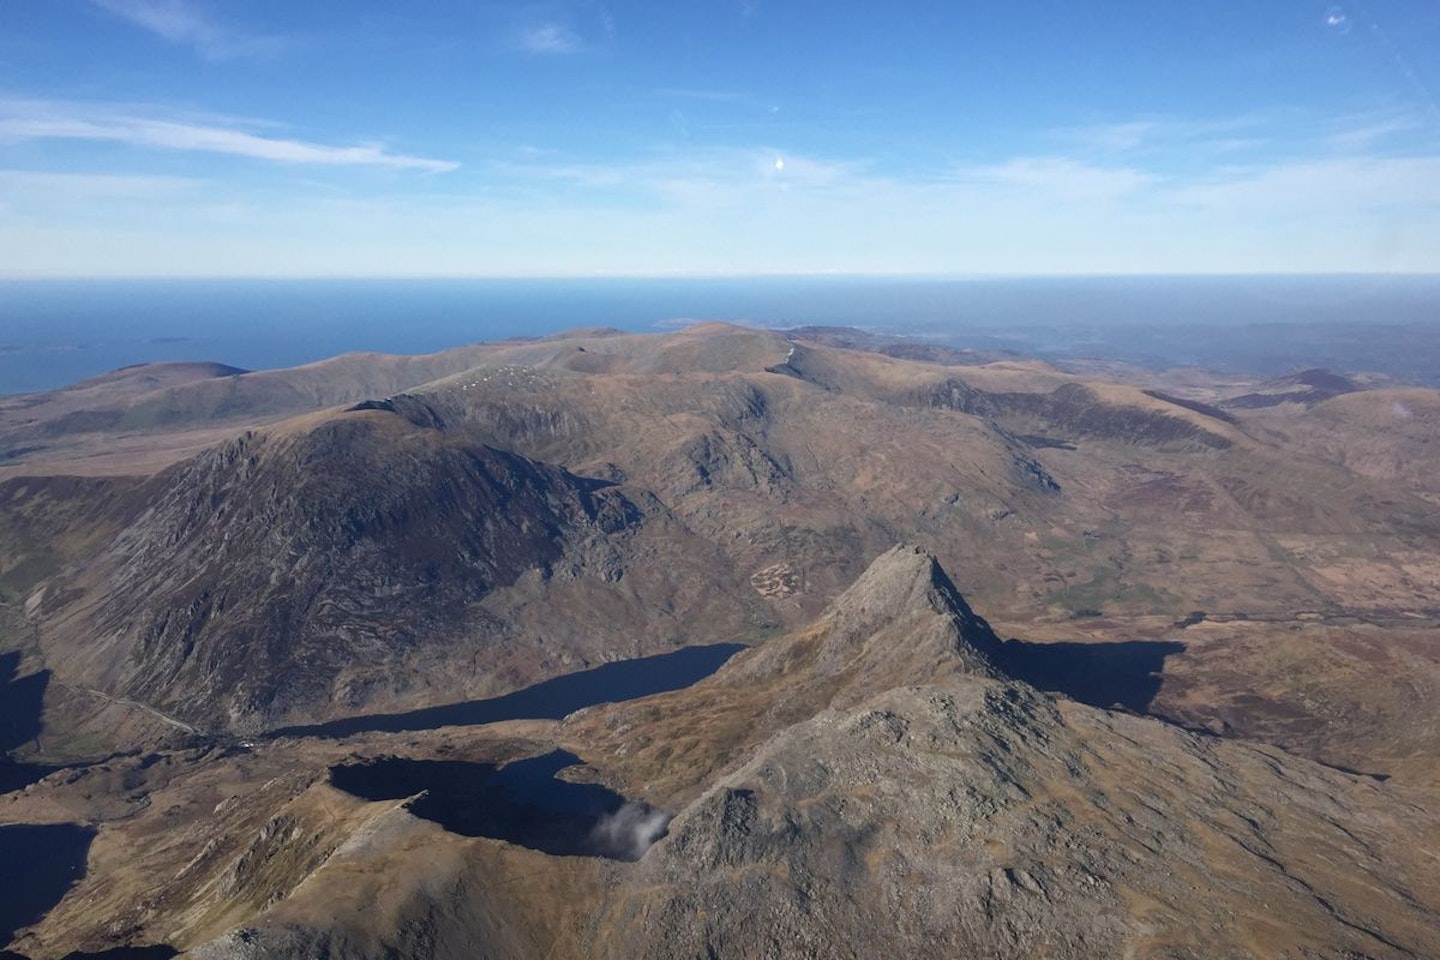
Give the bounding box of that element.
[1222,367,1366,408]
[35,410,643,730]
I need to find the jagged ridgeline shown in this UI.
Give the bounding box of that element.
[1,325,1438,958]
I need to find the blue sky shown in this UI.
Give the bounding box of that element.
[1,0,1438,276]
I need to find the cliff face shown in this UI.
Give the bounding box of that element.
[37,409,642,731]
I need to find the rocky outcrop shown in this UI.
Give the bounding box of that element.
[589,675,1440,959]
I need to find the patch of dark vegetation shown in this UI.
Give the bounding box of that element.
[1173,610,1207,628]
[785,326,1011,366]
[999,639,1186,713]
[39,410,125,437]
[1037,383,1232,449]
[1225,393,1306,409]
[1224,368,1365,409]
[920,380,1232,449]
[1291,368,1362,392]
[915,377,997,418]
[1313,761,1390,783]
[330,751,668,860]
[0,823,95,945]
[272,643,745,739]
[1016,434,1077,450]
[1141,390,1239,424]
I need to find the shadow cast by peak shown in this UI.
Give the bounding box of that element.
[0,652,48,755]
[998,638,1186,714]
[0,652,56,795]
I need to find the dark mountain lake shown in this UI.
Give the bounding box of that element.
[0,822,96,947]
[270,642,745,740]
[330,750,668,860]
[316,645,750,860]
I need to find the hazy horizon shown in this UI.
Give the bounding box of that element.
[4,273,1438,394]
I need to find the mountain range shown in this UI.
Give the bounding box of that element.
[1,323,1436,958]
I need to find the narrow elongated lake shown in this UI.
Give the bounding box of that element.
[270,642,746,739]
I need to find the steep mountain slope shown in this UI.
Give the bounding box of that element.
[34,408,647,731]
[567,550,1440,959]
[561,545,1007,803]
[591,679,1438,960]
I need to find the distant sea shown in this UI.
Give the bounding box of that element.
[2,274,1438,395]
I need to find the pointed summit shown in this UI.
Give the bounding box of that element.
[563,545,1013,805]
[725,545,1006,704]
[814,544,1005,690]
[826,544,1004,669]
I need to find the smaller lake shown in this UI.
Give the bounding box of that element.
[330,750,668,860]
[0,762,61,795]
[2,946,176,960]
[0,823,96,948]
[271,642,745,740]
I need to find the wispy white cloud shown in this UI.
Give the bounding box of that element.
[1170,156,1440,212]
[0,168,198,199]
[1058,108,1439,163]
[510,3,616,55]
[2,110,1437,276]
[1324,115,1426,153]
[90,0,285,61]
[516,22,582,54]
[0,98,458,172]
[952,157,1156,203]
[1054,115,1277,160]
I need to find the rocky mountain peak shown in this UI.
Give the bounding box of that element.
[817,544,1006,681]
[719,545,1005,707]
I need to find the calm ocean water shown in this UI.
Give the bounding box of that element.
[1,275,1438,394]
